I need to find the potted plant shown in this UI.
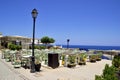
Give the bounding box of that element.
[14,59,21,68]
[21,57,29,69]
[1,49,5,59]
[35,54,41,71]
[62,55,65,65]
[78,53,87,65]
[96,53,102,61]
[89,54,96,63]
[67,55,76,68]
[5,53,11,62]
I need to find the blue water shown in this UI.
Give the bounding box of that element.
[59,45,120,50]
[102,55,110,60]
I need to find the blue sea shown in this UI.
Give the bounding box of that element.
[59,45,120,50]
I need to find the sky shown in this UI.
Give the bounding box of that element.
[0,0,120,46]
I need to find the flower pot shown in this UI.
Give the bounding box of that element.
[96,58,101,61]
[14,64,21,68]
[5,59,10,62]
[67,63,76,68]
[35,63,41,72]
[90,59,96,63]
[79,62,86,65]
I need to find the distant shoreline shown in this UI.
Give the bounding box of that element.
[57,45,120,50]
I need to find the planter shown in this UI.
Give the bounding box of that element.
[14,64,21,68]
[5,59,10,62]
[79,62,86,65]
[89,54,97,63]
[67,63,76,68]
[35,63,41,72]
[14,60,21,68]
[96,58,101,61]
[90,59,96,63]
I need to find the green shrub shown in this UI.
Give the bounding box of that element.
[9,44,16,50]
[34,46,40,49]
[95,64,118,80]
[112,55,120,68]
[8,43,22,50]
[68,55,76,64]
[30,45,46,49]
[39,46,46,49]
[95,75,103,80]
[62,55,65,61]
[16,45,22,50]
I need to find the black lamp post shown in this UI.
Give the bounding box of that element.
[67,39,70,49]
[30,8,38,73]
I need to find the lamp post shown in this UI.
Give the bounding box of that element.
[30,8,38,73]
[67,39,70,49]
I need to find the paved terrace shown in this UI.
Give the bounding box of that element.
[0,53,112,80]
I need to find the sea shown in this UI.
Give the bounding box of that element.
[56,45,120,60]
[58,45,120,50]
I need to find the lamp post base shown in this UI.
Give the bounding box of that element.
[30,56,35,73]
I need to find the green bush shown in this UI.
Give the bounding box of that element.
[34,46,40,49]
[30,46,46,49]
[62,55,65,61]
[112,55,120,68]
[9,44,16,50]
[8,43,22,50]
[95,64,118,80]
[16,45,22,50]
[95,75,103,80]
[39,46,46,49]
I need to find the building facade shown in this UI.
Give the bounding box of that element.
[0,36,31,49]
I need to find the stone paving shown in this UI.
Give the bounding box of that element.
[0,53,112,80]
[0,57,29,80]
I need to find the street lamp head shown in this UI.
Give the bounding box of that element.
[31,8,38,18]
[67,39,70,42]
